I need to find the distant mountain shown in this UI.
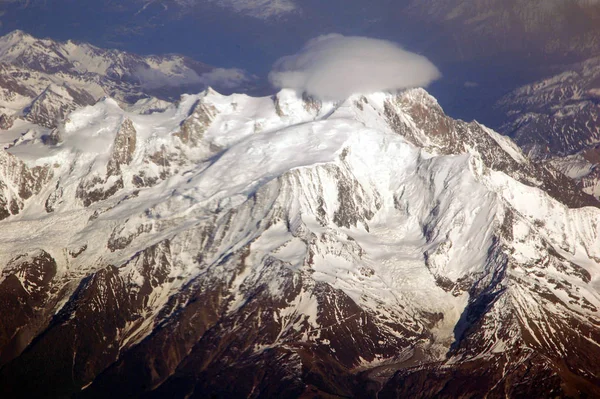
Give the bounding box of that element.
[0,86,598,397]
[497,56,600,159]
[406,0,600,63]
[0,30,250,141]
[497,57,600,208]
[2,1,598,134]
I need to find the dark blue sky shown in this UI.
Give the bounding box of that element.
[0,0,426,74]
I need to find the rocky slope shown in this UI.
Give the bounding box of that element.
[497,56,600,159]
[0,87,599,398]
[496,55,600,204]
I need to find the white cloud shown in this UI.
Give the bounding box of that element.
[269,34,441,101]
[134,67,200,89]
[199,68,252,89]
[135,66,252,90]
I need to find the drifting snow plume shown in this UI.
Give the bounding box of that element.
[269,34,441,100]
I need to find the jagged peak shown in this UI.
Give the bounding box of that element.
[0,29,100,53]
[0,30,47,56]
[0,29,35,42]
[202,86,222,97]
[0,30,35,60]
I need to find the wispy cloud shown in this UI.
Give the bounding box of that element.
[199,68,252,89]
[177,0,298,19]
[134,65,252,90]
[269,34,441,101]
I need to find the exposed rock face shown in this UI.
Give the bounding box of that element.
[0,113,14,130]
[0,88,599,398]
[0,251,58,366]
[174,100,218,146]
[0,243,173,398]
[0,150,52,220]
[76,118,137,207]
[76,175,124,208]
[107,118,137,176]
[497,60,600,207]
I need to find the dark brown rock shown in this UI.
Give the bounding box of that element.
[174,100,218,146]
[0,251,57,366]
[0,113,14,130]
[107,118,137,177]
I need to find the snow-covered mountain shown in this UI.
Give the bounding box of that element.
[498,56,600,159]
[0,85,599,398]
[496,55,600,203]
[0,30,250,148]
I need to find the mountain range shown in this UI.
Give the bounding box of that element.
[0,30,251,150]
[0,29,599,398]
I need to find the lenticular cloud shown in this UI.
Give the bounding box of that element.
[269,34,441,101]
